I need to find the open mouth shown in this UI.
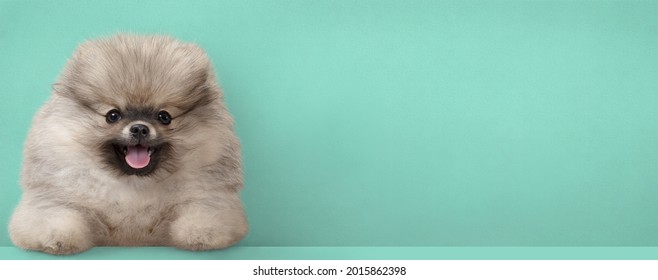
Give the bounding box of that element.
[122,145,155,169]
[109,143,164,176]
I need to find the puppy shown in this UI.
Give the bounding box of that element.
[9,34,248,255]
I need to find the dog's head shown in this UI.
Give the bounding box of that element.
[52,34,225,178]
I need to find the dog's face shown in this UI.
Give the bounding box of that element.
[98,106,175,176]
[52,35,222,178]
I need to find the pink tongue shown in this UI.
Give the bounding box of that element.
[125,145,150,169]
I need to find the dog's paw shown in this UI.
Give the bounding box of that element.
[9,205,94,255]
[42,238,91,255]
[174,227,232,250]
[169,218,248,251]
[12,225,94,255]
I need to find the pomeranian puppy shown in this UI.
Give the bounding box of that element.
[9,34,248,255]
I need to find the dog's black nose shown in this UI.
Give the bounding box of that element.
[129,124,150,139]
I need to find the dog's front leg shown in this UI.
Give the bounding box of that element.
[168,193,248,251]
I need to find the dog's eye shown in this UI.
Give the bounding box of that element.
[105,109,122,123]
[157,110,172,125]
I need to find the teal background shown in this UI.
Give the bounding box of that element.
[1,0,658,258]
[3,247,658,260]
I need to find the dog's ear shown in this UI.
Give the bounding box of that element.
[52,82,69,96]
[51,81,84,102]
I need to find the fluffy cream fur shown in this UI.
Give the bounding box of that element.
[9,34,248,255]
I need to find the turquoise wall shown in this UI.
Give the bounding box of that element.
[1,0,657,249]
